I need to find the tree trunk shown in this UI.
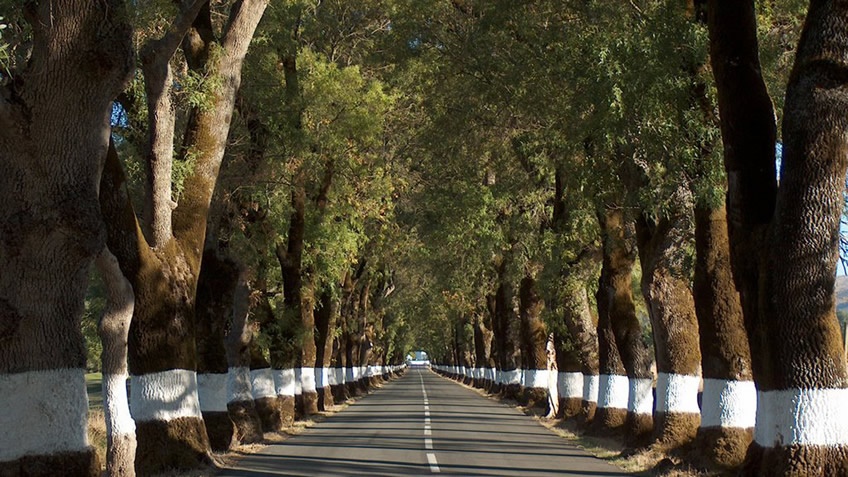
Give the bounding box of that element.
[96,248,137,477]
[195,249,238,451]
[0,3,131,474]
[492,259,521,397]
[300,280,319,416]
[635,211,701,450]
[519,274,549,410]
[251,293,290,431]
[596,210,653,443]
[593,270,628,435]
[315,289,339,411]
[558,283,599,422]
[472,312,495,389]
[692,204,754,469]
[225,271,263,445]
[100,2,267,473]
[747,3,848,473]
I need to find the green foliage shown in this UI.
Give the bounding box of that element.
[78,0,810,368]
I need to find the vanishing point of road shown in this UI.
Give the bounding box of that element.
[218,367,629,476]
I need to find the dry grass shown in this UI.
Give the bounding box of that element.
[87,408,107,474]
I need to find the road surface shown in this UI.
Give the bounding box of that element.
[218,367,629,476]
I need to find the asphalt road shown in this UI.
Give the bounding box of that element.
[218,367,630,476]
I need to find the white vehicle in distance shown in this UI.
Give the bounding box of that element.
[406,350,431,368]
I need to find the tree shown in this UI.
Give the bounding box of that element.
[0,1,132,475]
[710,0,848,473]
[100,1,268,472]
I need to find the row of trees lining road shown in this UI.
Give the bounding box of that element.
[1,0,847,476]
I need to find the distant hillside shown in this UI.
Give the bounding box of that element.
[837,276,848,314]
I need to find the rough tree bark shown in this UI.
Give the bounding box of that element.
[225,271,263,445]
[101,2,268,473]
[472,312,495,389]
[705,1,848,473]
[596,209,653,443]
[492,258,522,398]
[593,269,628,435]
[750,2,848,473]
[692,203,754,469]
[0,2,132,474]
[558,272,600,423]
[315,289,339,411]
[518,273,549,410]
[195,248,239,451]
[251,291,290,431]
[635,209,702,450]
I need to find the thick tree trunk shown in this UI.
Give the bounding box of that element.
[225,271,263,445]
[747,4,848,473]
[0,3,131,474]
[492,260,521,398]
[101,2,267,473]
[636,211,701,450]
[315,290,339,411]
[596,210,653,443]
[558,283,599,422]
[593,271,628,435]
[472,312,495,390]
[706,1,778,472]
[251,294,290,431]
[300,281,319,416]
[519,274,549,410]
[96,248,137,477]
[692,204,754,469]
[195,249,238,451]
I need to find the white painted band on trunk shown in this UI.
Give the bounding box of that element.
[294,368,303,395]
[273,368,296,398]
[700,379,756,429]
[130,369,203,422]
[487,368,497,382]
[228,366,253,404]
[656,373,701,414]
[301,367,316,393]
[524,369,550,389]
[598,374,629,410]
[628,378,654,415]
[0,368,90,461]
[103,372,136,437]
[314,367,329,389]
[558,372,583,399]
[336,367,346,385]
[251,368,277,399]
[197,373,228,412]
[583,374,599,404]
[328,367,338,386]
[755,388,848,447]
[503,369,521,385]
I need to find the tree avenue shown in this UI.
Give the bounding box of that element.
[1,1,847,476]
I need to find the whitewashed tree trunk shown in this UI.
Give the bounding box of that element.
[96,248,137,477]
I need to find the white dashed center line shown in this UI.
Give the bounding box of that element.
[427,453,441,473]
[419,370,440,473]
